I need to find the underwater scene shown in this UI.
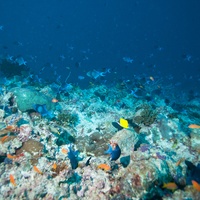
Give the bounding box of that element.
[0,0,200,200]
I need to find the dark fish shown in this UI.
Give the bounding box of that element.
[68,145,78,169]
[105,143,121,161]
[75,61,81,68]
[112,122,123,131]
[4,157,13,164]
[185,160,200,184]
[85,156,92,166]
[0,155,7,163]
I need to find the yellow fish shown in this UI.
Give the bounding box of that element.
[188,124,200,129]
[162,182,178,190]
[119,118,129,128]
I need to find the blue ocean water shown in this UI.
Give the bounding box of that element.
[0,0,199,91]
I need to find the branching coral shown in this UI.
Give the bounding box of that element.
[133,104,158,126]
[57,112,79,127]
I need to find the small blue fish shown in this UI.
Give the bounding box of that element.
[123,57,134,63]
[15,57,27,66]
[78,75,85,80]
[86,70,106,79]
[68,145,79,169]
[105,143,121,161]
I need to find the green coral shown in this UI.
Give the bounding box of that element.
[10,87,54,112]
[133,104,158,126]
[57,112,79,127]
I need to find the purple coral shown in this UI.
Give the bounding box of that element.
[156,152,166,160]
[139,144,150,152]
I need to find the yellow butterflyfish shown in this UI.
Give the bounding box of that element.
[119,118,129,128]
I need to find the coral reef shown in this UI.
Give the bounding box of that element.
[190,129,200,152]
[133,104,158,126]
[51,162,68,178]
[57,112,79,127]
[109,129,138,156]
[17,124,32,142]
[55,131,75,146]
[16,139,44,165]
[76,166,111,199]
[76,131,113,156]
[0,109,5,121]
[0,77,199,200]
[10,87,54,112]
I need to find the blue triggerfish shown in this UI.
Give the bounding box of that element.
[185,160,200,184]
[105,142,121,161]
[33,104,54,118]
[68,145,79,169]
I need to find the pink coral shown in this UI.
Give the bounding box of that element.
[17,124,32,142]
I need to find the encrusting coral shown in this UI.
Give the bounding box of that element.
[15,139,44,165]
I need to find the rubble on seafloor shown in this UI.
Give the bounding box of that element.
[0,80,200,200]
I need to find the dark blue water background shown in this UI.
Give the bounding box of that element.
[0,0,199,91]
